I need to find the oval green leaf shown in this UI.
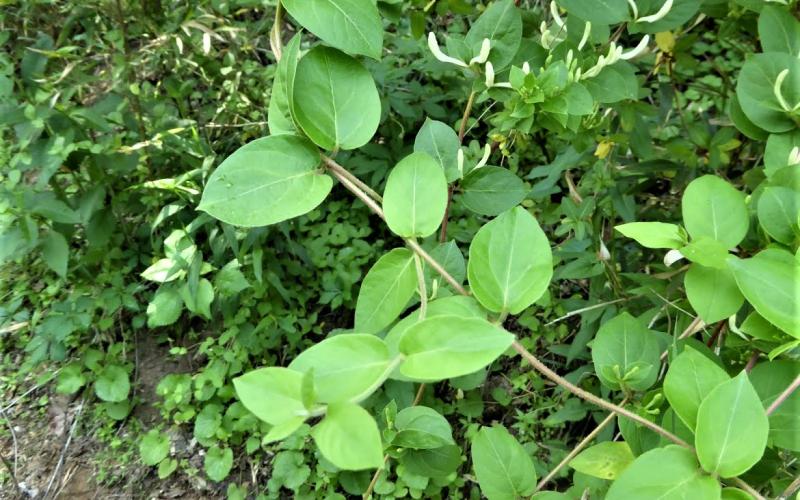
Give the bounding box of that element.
[737,53,800,133]
[233,367,306,426]
[750,360,800,451]
[354,248,418,334]
[681,175,749,249]
[615,222,686,249]
[461,166,528,216]
[382,151,448,238]
[312,402,384,470]
[569,441,634,480]
[696,371,769,478]
[399,315,514,381]
[591,312,660,392]
[414,118,461,182]
[393,406,455,450]
[471,425,536,500]
[664,346,730,430]
[758,186,800,244]
[198,135,332,227]
[293,46,381,151]
[467,207,553,314]
[685,264,744,323]
[281,0,383,59]
[464,0,523,70]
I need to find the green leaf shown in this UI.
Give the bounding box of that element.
[393,406,455,450]
[402,444,462,478]
[198,135,332,227]
[729,93,769,141]
[464,0,522,70]
[471,425,536,500]
[629,0,700,33]
[583,62,639,103]
[399,315,513,381]
[679,237,731,269]
[569,441,634,480]
[55,363,86,394]
[414,118,461,182]
[758,186,800,244]
[750,360,800,451]
[721,487,754,500]
[140,430,170,466]
[681,175,749,248]
[461,166,528,216]
[147,286,184,328]
[382,152,448,238]
[728,248,800,339]
[695,371,769,477]
[764,130,800,178]
[737,53,800,133]
[289,333,391,403]
[685,264,744,323]
[467,207,553,314]
[281,0,383,59]
[556,0,629,25]
[158,458,178,479]
[41,230,68,278]
[606,446,720,499]
[263,417,306,445]
[663,347,731,430]
[591,313,660,392]
[312,403,384,470]
[95,365,130,403]
[615,222,686,249]
[354,248,418,334]
[425,240,466,291]
[758,6,800,55]
[268,35,299,135]
[180,278,214,319]
[293,46,381,151]
[233,367,306,426]
[204,445,233,482]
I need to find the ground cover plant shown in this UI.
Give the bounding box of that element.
[1,0,799,498]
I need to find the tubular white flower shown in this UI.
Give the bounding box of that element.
[469,38,492,65]
[578,21,592,51]
[457,148,465,176]
[638,0,673,24]
[789,146,800,165]
[540,21,554,50]
[774,69,793,111]
[566,49,574,68]
[485,61,496,87]
[598,239,611,261]
[619,35,650,60]
[550,1,565,28]
[522,61,531,74]
[427,32,469,67]
[626,0,639,20]
[664,249,684,267]
[474,144,492,170]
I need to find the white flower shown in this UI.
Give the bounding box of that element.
[469,38,491,66]
[521,61,531,74]
[457,148,465,177]
[638,0,673,24]
[774,69,794,111]
[484,62,512,89]
[427,32,468,68]
[626,0,639,20]
[788,146,800,166]
[550,1,565,28]
[578,21,592,51]
[663,249,684,267]
[474,144,492,170]
[619,35,650,60]
[598,239,611,261]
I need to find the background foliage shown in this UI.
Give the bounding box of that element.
[0,0,798,499]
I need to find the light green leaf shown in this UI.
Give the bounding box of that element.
[471,425,536,500]
[679,237,731,269]
[764,130,800,178]
[556,0,629,26]
[591,312,660,392]
[569,441,634,480]
[56,364,86,394]
[140,430,170,466]
[147,286,183,328]
[685,264,744,323]
[281,0,383,59]
[414,118,461,182]
[615,222,686,249]
[696,371,769,477]
[41,230,68,278]
[467,207,553,314]
[663,347,731,430]
[289,333,391,403]
[233,367,306,426]
[312,402,384,470]
[204,445,233,482]
[737,53,800,133]
[758,5,800,55]
[293,46,381,151]
[750,360,800,451]
[141,258,182,283]
[180,278,214,319]
[464,0,522,70]
[721,487,754,500]
[728,248,800,339]
[425,240,466,291]
[399,315,513,381]
[461,166,527,216]
[729,93,769,140]
[758,186,800,244]
[402,444,462,478]
[583,62,639,103]
[382,152,448,238]
[198,135,332,227]
[268,64,296,135]
[606,446,720,500]
[95,365,130,403]
[263,417,306,445]
[354,248,418,334]
[393,406,455,450]
[681,175,749,249]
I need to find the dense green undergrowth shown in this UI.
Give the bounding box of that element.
[1,0,799,499]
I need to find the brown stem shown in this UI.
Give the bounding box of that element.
[512,341,690,448]
[363,454,391,499]
[324,157,383,202]
[730,477,767,500]
[766,373,800,416]
[780,474,800,500]
[535,399,626,491]
[744,351,760,373]
[458,91,476,142]
[405,238,468,295]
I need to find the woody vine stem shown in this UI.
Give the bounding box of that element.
[272,9,766,499]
